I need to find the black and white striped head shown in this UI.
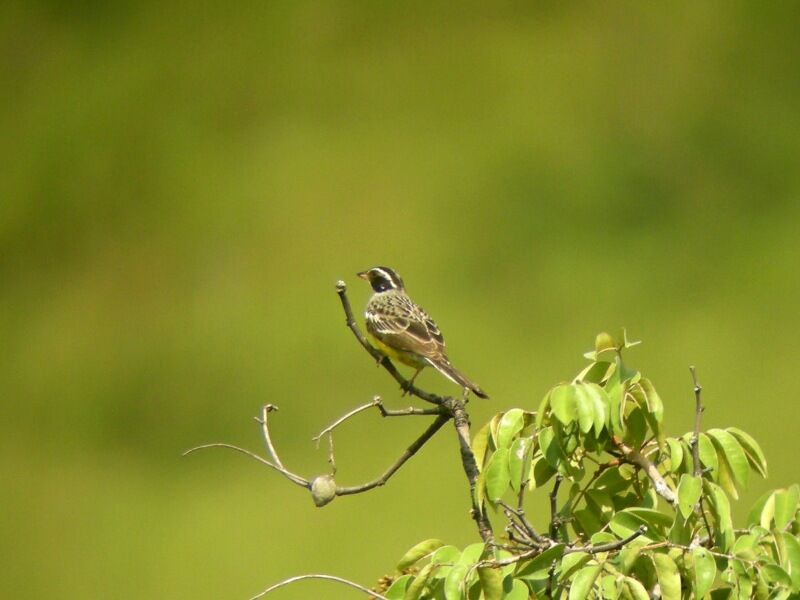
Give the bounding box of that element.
[357,266,405,293]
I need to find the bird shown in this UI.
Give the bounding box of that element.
[357,266,488,399]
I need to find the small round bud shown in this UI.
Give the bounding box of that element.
[310,474,337,507]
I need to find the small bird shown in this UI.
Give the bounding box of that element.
[357,266,488,399]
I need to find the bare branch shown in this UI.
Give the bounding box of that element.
[255,404,286,470]
[549,474,563,539]
[689,366,714,540]
[336,281,445,406]
[566,525,647,555]
[313,398,382,446]
[336,414,449,495]
[447,397,495,544]
[248,574,390,600]
[183,443,309,489]
[611,437,676,505]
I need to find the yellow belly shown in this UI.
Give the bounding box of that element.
[368,333,428,369]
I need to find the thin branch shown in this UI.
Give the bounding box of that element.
[611,437,676,505]
[183,443,310,489]
[566,525,647,555]
[313,398,382,446]
[690,366,704,478]
[689,366,714,540]
[498,500,547,547]
[255,404,286,470]
[549,474,563,539]
[336,414,449,495]
[248,574,390,600]
[447,397,495,544]
[336,281,444,406]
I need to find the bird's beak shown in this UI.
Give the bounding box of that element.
[356,271,369,280]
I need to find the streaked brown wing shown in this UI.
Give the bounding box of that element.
[367,295,446,360]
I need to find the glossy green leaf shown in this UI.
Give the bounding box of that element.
[530,455,556,490]
[692,547,717,598]
[496,408,525,449]
[727,427,768,478]
[599,574,618,599]
[781,532,800,591]
[708,428,749,490]
[584,382,609,434]
[697,433,719,478]
[559,552,591,582]
[404,562,435,600]
[678,474,702,519]
[477,565,503,600]
[504,578,529,600]
[443,564,469,600]
[508,437,532,493]
[652,553,681,600]
[515,544,566,580]
[639,378,663,422]
[609,510,658,543]
[667,438,684,473]
[551,384,578,426]
[484,448,511,502]
[762,564,792,587]
[471,422,491,472]
[568,564,601,600]
[458,543,485,565]
[747,490,774,528]
[574,383,596,434]
[430,546,462,578]
[705,480,735,552]
[622,576,650,600]
[397,539,445,570]
[774,485,799,531]
[385,575,413,599]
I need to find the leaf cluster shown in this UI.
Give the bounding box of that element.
[382,332,800,599]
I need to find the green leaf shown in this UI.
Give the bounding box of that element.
[667,437,684,473]
[559,552,592,582]
[530,455,556,490]
[609,511,658,543]
[652,553,681,600]
[705,480,735,552]
[698,433,719,478]
[551,384,578,426]
[774,485,799,531]
[404,562,435,600]
[574,384,596,434]
[485,448,511,503]
[505,578,529,600]
[430,546,462,578]
[692,547,717,598]
[727,427,768,478]
[747,490,774,528]
[678,474,702,519]
[508,437,532,493]
[622,576,650,600]
[515,544,566,580]
[397,539,445,570]
[568,564,601,600]
[471,422,491,472]
[385,575,413,599]
[622,407,647,451]
[443,564,469,600]
[639,378,664,422]
[583,383,609,435]
[599,574,618,599]
[459,543,485,565]
[477,565,503,600]
[761,564,792,587]
[708,428,749,490]
[781,532,800,591]
[496,408,525,449]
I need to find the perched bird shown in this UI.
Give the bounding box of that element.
[357,266,488,399]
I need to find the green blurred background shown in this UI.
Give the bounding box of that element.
[2,2,799,598]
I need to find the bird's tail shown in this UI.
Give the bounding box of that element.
[426,357,489,399]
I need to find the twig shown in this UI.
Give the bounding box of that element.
[336,281,444,406]
[689,366,703,478]
[545,560,558,599]
[611,437,676,505]
[498,500,547,547]
[549,474,563,539]
[183,443,309,489]
[255,405,286,470]
[336,414,450,495]
[447,397,495,544]
[313,398,382,446]
[689,366,714,540]
[248,574,390,600]
[566,525,647,555]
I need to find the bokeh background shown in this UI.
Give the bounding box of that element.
[2,2,799,598]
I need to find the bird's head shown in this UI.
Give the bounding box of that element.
[357,266,405,293]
